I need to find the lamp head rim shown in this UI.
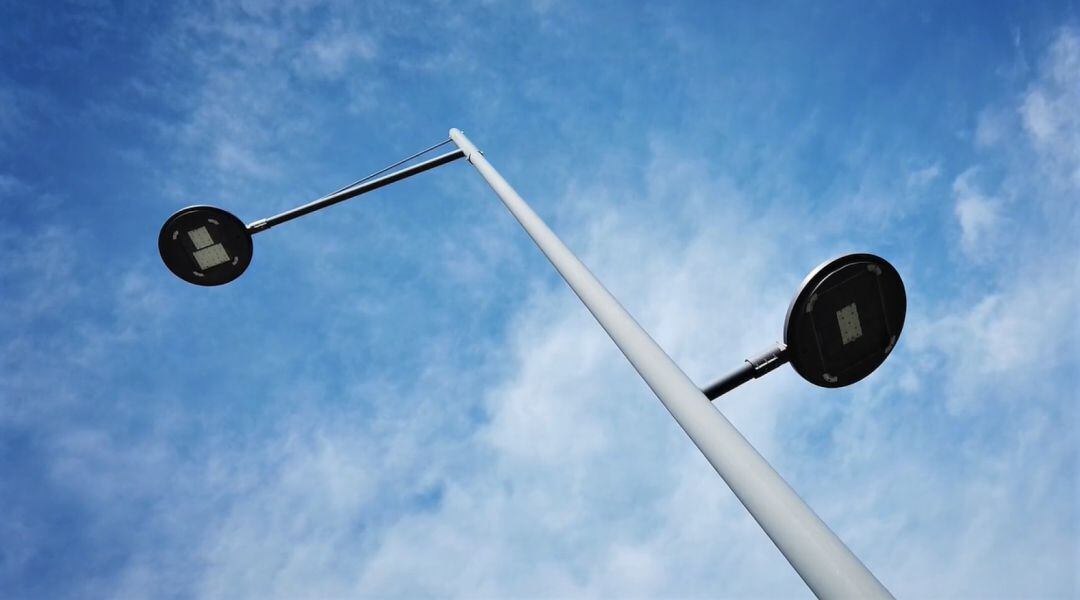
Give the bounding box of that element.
[783,253,906,388]
[158,204,253,286]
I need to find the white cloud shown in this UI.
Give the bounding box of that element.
[906,162,941,187]
[0,84,26,151]
[0,172,27,198]
[1019,29,1080,188]
[974,108,1008,148]
[952,168,1002,259]
[909,265,1077,414]
[295,24,377,79]
[0,224,82,323]
[152,2,370,186]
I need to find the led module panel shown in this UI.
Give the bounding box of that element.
[192,243,231,270]
[187,226,215,249]
[836,302,864,345]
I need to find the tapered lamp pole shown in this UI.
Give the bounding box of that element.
[449,129,892,600]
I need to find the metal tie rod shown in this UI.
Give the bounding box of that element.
[247,148,466,233]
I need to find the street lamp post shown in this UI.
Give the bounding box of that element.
[158,129,902,599]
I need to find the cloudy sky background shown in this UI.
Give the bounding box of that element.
[1,1,1077,598]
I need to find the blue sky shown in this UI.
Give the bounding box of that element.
[1,1,1078,597]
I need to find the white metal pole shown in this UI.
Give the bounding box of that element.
[450,129,892,600]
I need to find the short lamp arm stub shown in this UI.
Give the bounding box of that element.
[702,343,791,401]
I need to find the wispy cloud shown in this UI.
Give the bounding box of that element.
[294,23,377,79]
[952,168,1003,259]
[906,162,941,188]
[1020,28,1080,188]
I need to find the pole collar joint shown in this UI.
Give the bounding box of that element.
[449,128,484,164]
[746,342,789,378]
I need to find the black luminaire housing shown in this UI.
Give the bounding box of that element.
[158,205,253,286]
[784,253,906,388]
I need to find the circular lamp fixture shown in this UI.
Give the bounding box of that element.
[158,205,253,286]
[784,253,906,388]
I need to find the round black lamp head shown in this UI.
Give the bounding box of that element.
[158,205,253,286]
[784,253,906,388]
